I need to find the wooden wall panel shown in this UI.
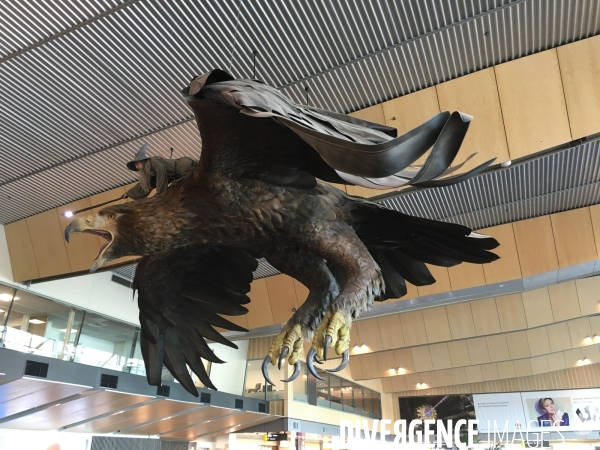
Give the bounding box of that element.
[376,351,398,377]
[567,317,592,348]
[546,322,572,353]
[480,224,522,284]
[417,266,451,297]
[448,263,486,292]
[481,363,500,381]
[4,219,39,281]
[575,277,600,316]
[521,288,554,328]
[497,361,516,379]
[399,311,428,347]
[446,302,476,339]
[548,281,581,321]
[494,49,571,159]
[485,335,510,362]
[393,348,415,373]
[436,67,510,170]
[377,315,405,350]
[429,343,452,370]
[495,293,527,332]
[26,210,72,277]
[505,331,531,359]
[465,365,483,383]
[421,307,451,343]
[449,367,468,385]
[447,340,470,367]
[589,204,600,258]
[264,274,299,325]
[530,355,550,375]
[411,346,434,373]
[513,216,559,277]
[550,209,597,268]
[546,352,567,372]
[292,280,309,304]
[470,298,502,336]
[465,337,490,365]
[245,278,274,329]
[557,35,600,139]
[355,319,384,352]
[434,369,452,387]
[57,198,103,272]
[360,353,381,379]
[381,87,440,133]
[513,359,533,377]
[526,327,551,357]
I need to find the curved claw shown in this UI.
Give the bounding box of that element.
[307,348,324,380]
[262,355,276,386]
[326,349,350,373]
[281,362,301,382]
[323,335,332,361]
[278,346,289,370]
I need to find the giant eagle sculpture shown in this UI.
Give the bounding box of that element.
[65,69,499,396]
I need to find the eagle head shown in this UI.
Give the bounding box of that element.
[64,206,129,273]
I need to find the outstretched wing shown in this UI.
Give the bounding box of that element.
[182,69,494,190]
[133,245,258,396]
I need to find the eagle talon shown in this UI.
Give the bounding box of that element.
[307,348,324,380]
[281,361,301,382]
[323,335,332,361]
[262,355,276,386]
[326,349,350,373]
[278,346,290,370]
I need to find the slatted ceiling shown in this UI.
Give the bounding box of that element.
[485,334,510,362]
[512,359,533,377]
[495,293,528,332]
[447,340,471,367]
[429,343,452,370]
[551,208,598,267]
[398,310,428,347]
[420,306,451,343]
[445,302,476,339]
[546,322,572,353]
[577,277,600,315]
[525,327,551,357]
[557,35,600,139]
[567,317,592,348]
[505,331,531,359]
[548,280,581,321]
[521,288,553,328]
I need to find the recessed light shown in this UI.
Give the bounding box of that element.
[29,318,46,325]
[63,211,74,218]
[0,293,19,301]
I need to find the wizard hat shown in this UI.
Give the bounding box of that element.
[126,143,149,171]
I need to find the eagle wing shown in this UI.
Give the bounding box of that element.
[133,244,258,396]
[182,69,494,190]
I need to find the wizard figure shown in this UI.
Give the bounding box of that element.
[125,143,197,200]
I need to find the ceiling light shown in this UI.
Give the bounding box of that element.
[63,211,74,218]
[29,318,46,325]
[594,335,600,343]
[585,336,592,344]
[578,359,583,365]
[584,358,590,364]
[0,293,19,301]
[0,309,4,314]
[60,329,78,333]
[361,343,366,348]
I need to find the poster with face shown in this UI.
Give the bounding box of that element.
[521,389,600,432]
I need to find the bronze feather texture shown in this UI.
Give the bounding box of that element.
[64,69,500,396]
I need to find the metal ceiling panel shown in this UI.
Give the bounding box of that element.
[1,0,599,225]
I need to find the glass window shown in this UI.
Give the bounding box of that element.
[329,375,343,410]
[373,391,382,419]
[243,359,284,401]
[341,378,354,412]
[363,388,374,417]
[292,362,308,402]
[316,369,330,407]
[353,384,365,415]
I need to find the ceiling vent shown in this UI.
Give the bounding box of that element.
[24,360,48,378]
[156,385,170,397]
[100,374,118,389]
[200,392,211,403]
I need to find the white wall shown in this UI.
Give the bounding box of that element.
[0,225,14,284]
[208,340,249,396]
[26,271,140,326]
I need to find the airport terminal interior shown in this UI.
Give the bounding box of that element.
[1,1,600,449]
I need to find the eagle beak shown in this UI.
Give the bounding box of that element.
[64,217,86,243]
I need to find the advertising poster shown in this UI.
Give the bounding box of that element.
[473,393,527,432]
[521,388,600,432]
[399,394,475,429]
